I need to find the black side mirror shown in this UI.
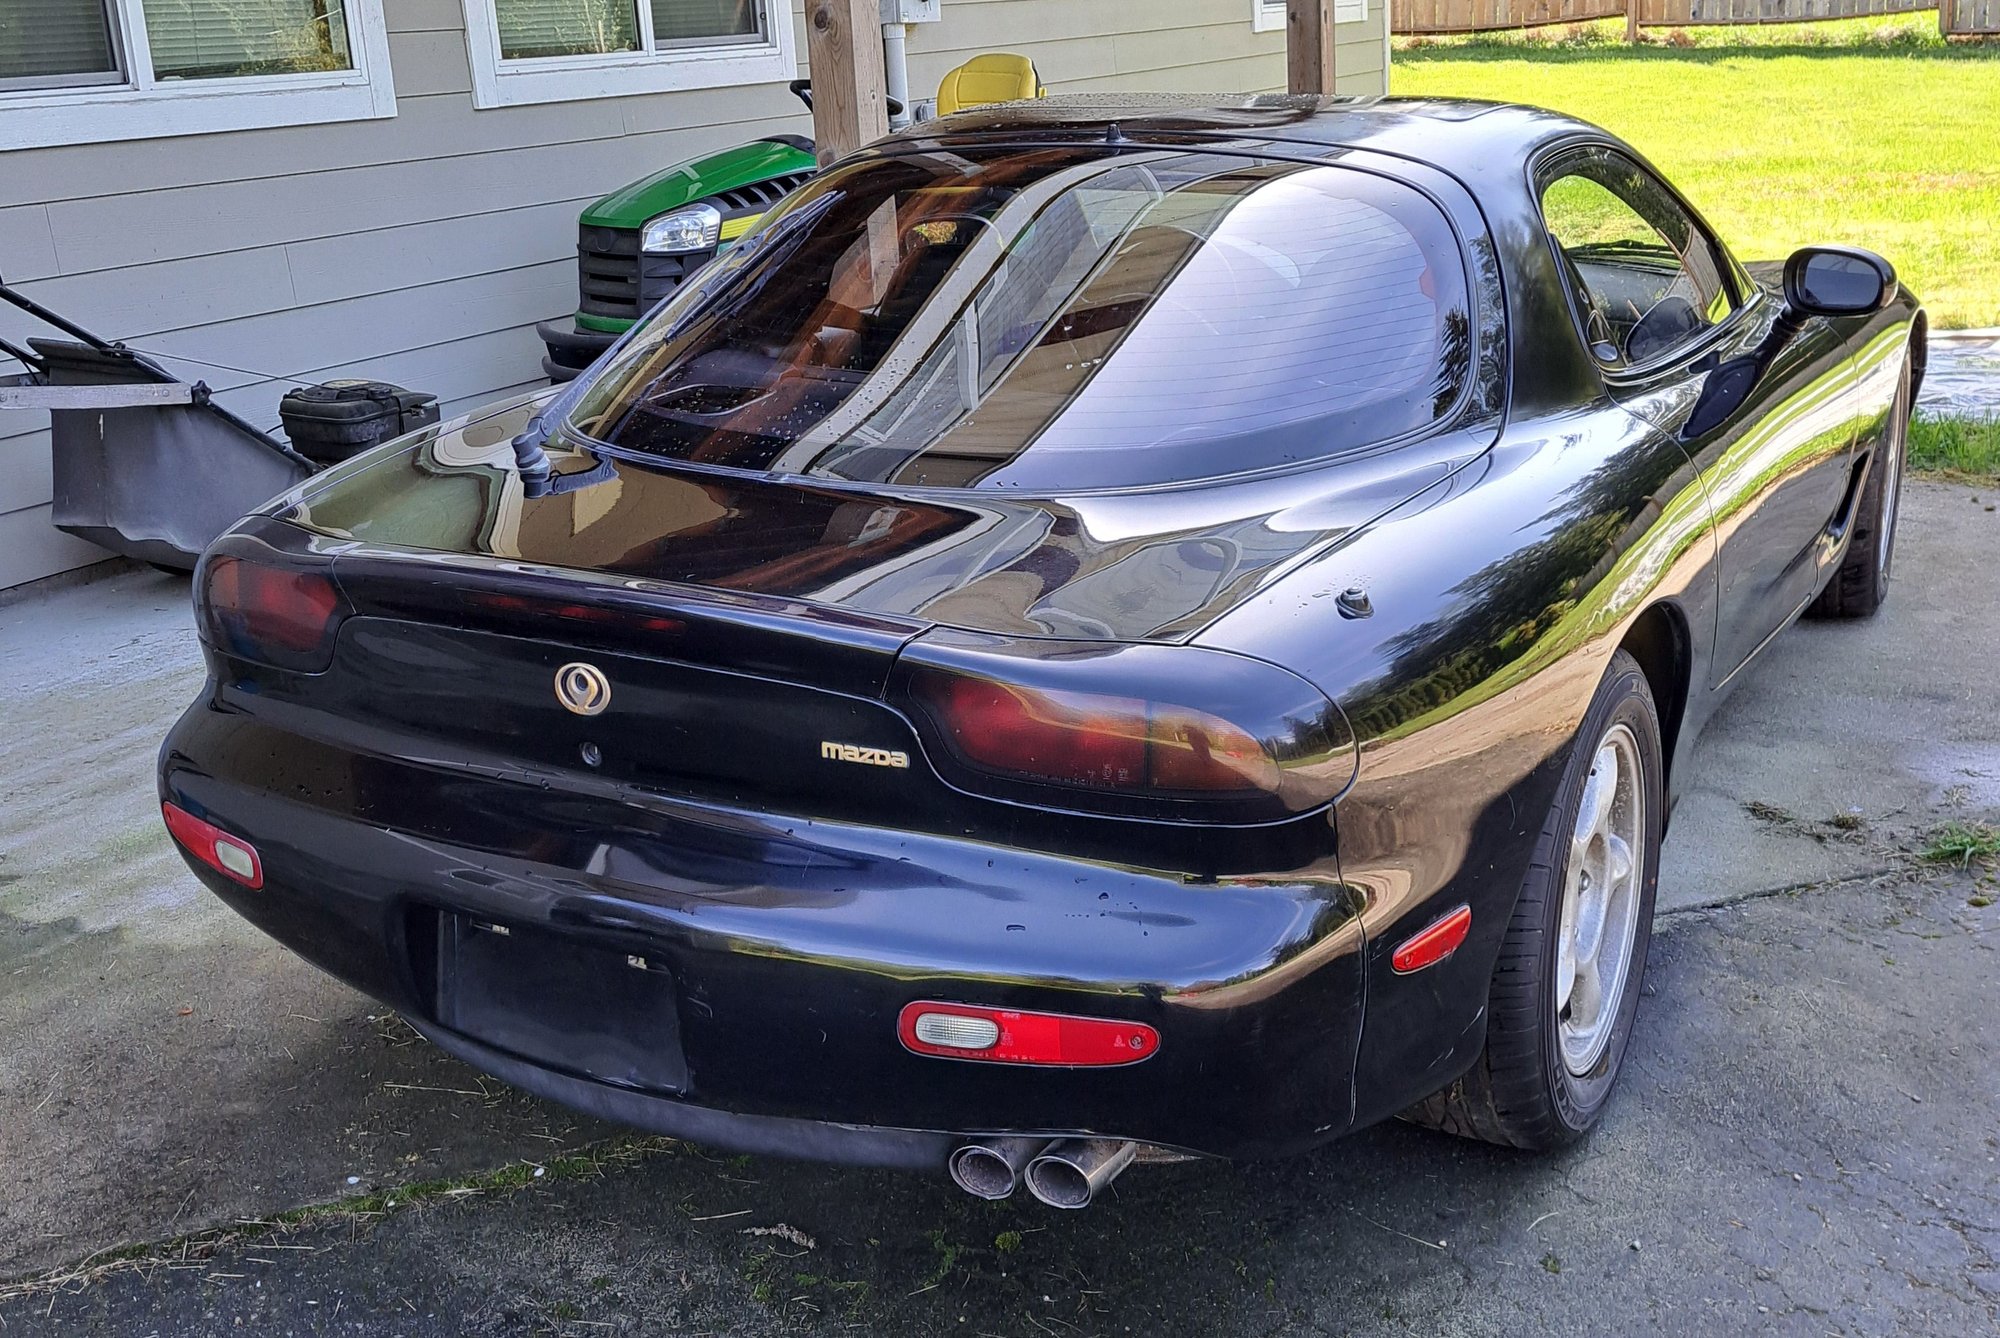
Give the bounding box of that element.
[1683,245,1894,443]
[1783,246,1895,317]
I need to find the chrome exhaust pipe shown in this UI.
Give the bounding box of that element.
[1023,1138,1138,1209]
[947,1138,1049,1200]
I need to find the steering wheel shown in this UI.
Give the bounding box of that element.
[1623,294,1703,366]
[789,79,905,119]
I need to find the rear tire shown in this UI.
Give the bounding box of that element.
[1402,650,1663,1150]
[1810,354,1909,619]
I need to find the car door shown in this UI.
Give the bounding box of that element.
[1535,145,1860,688]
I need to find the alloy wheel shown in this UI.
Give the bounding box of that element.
[1555,721,1646,1076]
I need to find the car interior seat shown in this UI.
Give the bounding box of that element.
[935,53,1046,116]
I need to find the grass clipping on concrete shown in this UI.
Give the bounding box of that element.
[0,1137,677,1307]
[1393,14,2000,331]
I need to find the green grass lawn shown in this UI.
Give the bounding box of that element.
[1908,412,2000,478]
[1391,15,2000,330]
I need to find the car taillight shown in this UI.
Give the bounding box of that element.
[898,1002,1157,1067]
[162,802,264,889]
[917,674,1282,796]
[892,632,1355,822]
[198,553,348,672]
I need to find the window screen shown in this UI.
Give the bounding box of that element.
[493,0,758,57]
[570,147,1474,491]
[0,0,121,86]
[496,0,639,58]
[142,0,353,79]
[651,0,757,43]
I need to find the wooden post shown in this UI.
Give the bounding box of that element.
[1287,0,1336,96]
[804,0,891,167]
[1626,0,1642,42]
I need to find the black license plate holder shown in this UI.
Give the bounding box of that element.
[435,914,687,1094]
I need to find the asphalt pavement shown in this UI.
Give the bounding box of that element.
[2,480,1996,1335]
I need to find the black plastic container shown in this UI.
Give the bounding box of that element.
[279,380,440,466]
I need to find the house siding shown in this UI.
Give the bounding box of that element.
[0,0,1388,591]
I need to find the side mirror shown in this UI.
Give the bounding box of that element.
[1783,246,1895,317]
[1685,245,1894,443]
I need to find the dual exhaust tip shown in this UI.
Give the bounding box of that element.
[947,1137,1138,1209]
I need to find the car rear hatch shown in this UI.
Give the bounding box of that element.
[321,542,936,827]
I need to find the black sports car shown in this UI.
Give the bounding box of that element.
[160,96,1921,1209]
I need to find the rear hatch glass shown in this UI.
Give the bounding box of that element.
[567,145,1473,491]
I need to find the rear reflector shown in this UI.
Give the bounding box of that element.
[162,802,264,890]
[1391,905,1472,974]
[898,1002,1158,1067]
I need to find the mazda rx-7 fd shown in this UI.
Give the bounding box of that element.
[160,96,1921,1209]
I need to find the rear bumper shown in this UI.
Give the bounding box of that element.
[414,1019,958,1170]
[160,696,1367,1167]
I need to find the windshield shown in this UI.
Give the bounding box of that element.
[568,145,1473,491]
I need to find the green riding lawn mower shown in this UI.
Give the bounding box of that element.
[535,51,1043,381]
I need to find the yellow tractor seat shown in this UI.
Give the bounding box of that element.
[935,53,1046,117]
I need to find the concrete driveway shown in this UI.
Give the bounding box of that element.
[2,481,1996,1334]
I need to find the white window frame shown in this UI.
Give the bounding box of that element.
[1253,0,1369,34]
[0,0,396,152]
[461,0,797,110]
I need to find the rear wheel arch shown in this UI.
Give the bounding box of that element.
[1618,602,1691,814]
[1399,648,1663,1148]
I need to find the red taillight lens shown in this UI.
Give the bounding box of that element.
[200,554,347,671]
[162,801,264,889]
[918,673,1281,797]
[897,1002,1158,1067]
[893,633,1356,821]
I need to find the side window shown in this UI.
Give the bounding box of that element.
[1539,149,1738,369]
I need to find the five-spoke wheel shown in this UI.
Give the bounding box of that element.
[1556,723,1645,1077]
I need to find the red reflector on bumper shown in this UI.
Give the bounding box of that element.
[897,1001,1157,1067]
[162,801,264,890]
[1392,904,1471,974]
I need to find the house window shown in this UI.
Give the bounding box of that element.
[0,0,394,151]
[463,0,794,109]
[1252,0,1370,35]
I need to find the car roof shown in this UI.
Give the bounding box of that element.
[897,94,1609,179]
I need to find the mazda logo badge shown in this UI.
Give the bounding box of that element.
[554,662,611,717]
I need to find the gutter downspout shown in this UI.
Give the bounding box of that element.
[1381,0,1393,95]
[882,20,912,128]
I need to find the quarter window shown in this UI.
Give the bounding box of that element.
[1539,149,1739,368]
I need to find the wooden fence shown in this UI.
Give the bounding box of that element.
[1635,0,1929,22]
[1395,0,1622,33]
[1939,0,1999,31]
[1395,0,1949,31]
